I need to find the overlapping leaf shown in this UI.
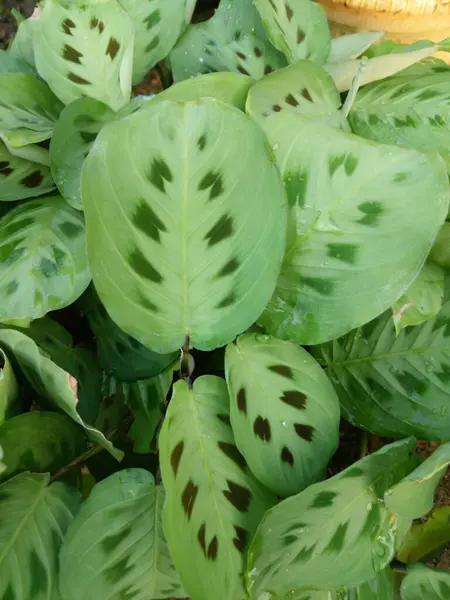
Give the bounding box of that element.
[327,32,384,63]
[0,49,35,75]
[225,333,340,496]
[0,348,18,424]
[0,196,90,326]
[33,0,134,111]
[430,222,450,269]
[257,113,448,345]
[400,564,450,600]
[82,98,287,354]
[312,304,450,440]
[398,507,450,563]
[59,469,184,600]
[8,13,37,67]
[0,472,81,600]
[247,438,417,597]
[160,376,276,600]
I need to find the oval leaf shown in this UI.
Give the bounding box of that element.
[0,140,54,201]
[328,32,385,63]
[82,98,287,354]
[400,564,450,600]
[225,333,340,496]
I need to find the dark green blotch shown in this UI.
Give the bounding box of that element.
[269,364,294,379]
[29,550,47,596]
[132,200,166,243]
[327,243,358,264]
[432,316,450,337]
[397,371,428,396]
[218,441,246,470]
[62,18,76,35]
[439,580,450,597]
[429,114,446,127]
[0,161,12,176]
[182,479,199,520]
[268,0,278,11]
[237,388,247,415]
[21,170,44,188]
[2,584,14,600]
[40,257,58,278]
[301,88,312,102]
[325,521,348,553]
[357,201,384,226]
[285,170,308,208]
[198,170,224,200]
[341,466,364,479]
[60,220,83,238]
[148,157,173,192]
[393,172,408,183]
[359,503,381,538]
[391,84,413,99]
[281,446,294,466]
[217,257,239,278]
[144,10,161,29]
[285,93,299,107]
[128,248,163,283]
[205,215,233,247]
[217,413,231,426]
[170,441,184,476]
[329,154,346,177]
[294,423,314,441]
[368,113,382,126]
[310,491,337,508]
[283,534,297,546]
[393,115,415,128]
[295,544,315,562]
[216,291,236,308]
[254,46,262,57]
[272,104,282,112]
[62,44,83,64]
[68,72,90,85]
[105,556,133,584]
[366,376,392,401]
[297,27,305,44]
[106,37,120,60]
[102,524,132,553]
[253,416,271,441]
[300,276,334,295]
[237,65,250,76]
[223,479,252,513]
[198,134,207,151]
[233,526,248,553]
[436,364,450,384]
[80,130,97,144]
[344,154,358,176]
[146,36,160,53]
[280,390,306,410]
[2,245,26,266]
[417,89,438,101]
[5,281,18,295]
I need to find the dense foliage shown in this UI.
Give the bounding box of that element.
[0,0,449,598]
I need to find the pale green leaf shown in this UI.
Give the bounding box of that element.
[225,333,340,496]
[336,568,398,600]
[0,472,81,600]
[59,469,184,600]
[82,98,287,354]
[0,139,55,201]
[33,0,134,111]
[0,49,35,75]
[430,222,450,269]
[257,113,449,345]
[0,348,18,424]
[392,262,444,333]
[398,507,450,563]
[118,0,185,85]
[400,564,450,600]
[328,32,384,63]
[160,376,276,600]
[0,73,63,147]
[0,411,85,482]
[247,438,417,597]
[0,137,50,167]
[0,196,90,326]
[254,0,330,65]
[312,304,450,440]
[8,14,37,67]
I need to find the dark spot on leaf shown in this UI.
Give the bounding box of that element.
[393,172,408,183]
[295,544,316,562]
[285,3,294,20]
[171,441,184,476]
[300,276,334,295]
[264,65,273,75]
[60,221,83,238]
[233,526,248,552]
[217,257,240,278]
[62,44,83,64]
[253,416,271,441]
[235,51,246,60]
[359,503,381,538]
[90,17,99,29]
[436,364,450,384]
[237,388,247,415]
[368,113,382,126]
[223,480,252,513]
[216,291,236,308]
[397,371,428,396]
[285,170,308,207]
[105,556,133,584]
[68,72,90,85]
[269,364,294,379]
[21,170,44,188]
[281,446,294,466]
[417,89,438,101]
[207,536,218,560]
[5,281,18,295]
[325,521,348,553]
[182,479,198,519]
[217,413,231,426]
[128,249,163,283]
[294,423,314,441]
[344,154,358,176]
[205,215,233,247]
[40,257,59,278]
[297,27,305,44]
[311,491,337,508]
[272,104,282,112]
[80,130,97,144]
[393,115,416,128]
[106,38,120,60]
[144,10,161,29]
[218,441,246,470]
[146,36,160,53]
[198,134,207,151]
[329,154,346,176]
[198,170,224,200]
[102,525,132,553]
[148,157,173,192]
[198,523,206,553]
[98,21,105,34]
[285,93,299,107]
[357,201,384,226]
[62,18,76,35]
[254,46,262,57]
[432,316,450,337]
[237,65,250,76]
[341,466,364,478]
[280,390,306,409]
[132,200,166,243]
[0,161,12,176]
[283,534,297,546]
[269,0,278,11]
[327,243,358,264]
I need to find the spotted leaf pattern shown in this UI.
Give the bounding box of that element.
[254,0,330,65]
[82,98,286,354]
[247,438,418,597]
[0,196,90,326]
[258,113,449,345]
[225,334,340,496]
[59,469,184,600]
[159,376,276,600]
[0,140,54,201]
[33,0,134,111]
[400,564,450,600]
[312,304,450,440]
[0,472,81,600]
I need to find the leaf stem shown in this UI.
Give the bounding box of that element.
[49,444,104,484]
[341,57,367,118]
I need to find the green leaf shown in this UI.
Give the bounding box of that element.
[392,262,444,333]
[0,139,55,201]
[398,507,450,563]
[313,305,450,440]
[0,411,85,482]
[33,0,134,111]
[59,469,184,600]
[257,113,449,345]
[0,73,63,147]
[336,568,398,600]
[385,442,450,520]
[225,333,340,496]
[246,60,348,130]
[0,472,81,600]
[0,49,35,75]
[247,438,417,597]
[430,222,450,269]
[82,286,178,381]
[0,348,18,425]
[349,70,450,174]
[400,564,450,600]
[0,196,90,326]
[254,0,330,65]
[8,14,37,67]
[0,446,5,476]
[160,375,276,600]
[82,98,287,354]
[118,0,185,85]
[328,32,384,63]
[0,328,121,458]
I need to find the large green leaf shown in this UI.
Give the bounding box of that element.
[82,286,177,381]
[0,73,63,147]
[225,333,340,496]
[385,442,450,520]
[246,438,417,597]
[257,113,449,345]
[59,469,184,600]
[118,0,185,85]
[0,472,81,600]
[430,222,450,269]
[82,98,287,354]
[336,568,398,600]
[0,140,54,201]
[398,507,450,563]
[0,49,35,75]
[0,348,18,425]
[160,376,276,600]
[8,13,37,67]
[0,196,90,326]
[254,0,330,65]
[0,411,85,482]
[33,0,134,111]
[400,564,450,600]
[0,328,121,458]
[312,304,450,440]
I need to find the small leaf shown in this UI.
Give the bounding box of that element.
[8,14,37,67]
[400,564,450,600]
[430,222,450,269]
[398,507,450,563]
[327,32,385,63]
[59,469,184,600]
[0,348,18,425]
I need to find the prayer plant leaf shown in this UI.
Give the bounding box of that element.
[246,438,418,597]
[336,568,397,600]
[257,113,449,346]
[0,348,18,425]
[8,14,37,67]
[400,564,450,600]
[0,73,63,147]
[253,0,331,65]
[118,0,186,85]
[82,98,287,354]
[312,303,450,440]
[0,472,81,600]
[0,411,85,482]
[0,49,35,75]
[159,375,276,600]
[328,32,385,63]
[33,0,134,111]
[59,469,185,600]
[398,507,450,563]
[430,222,450,269]
[0,140,55,201]
[225,333,340,497]
[0,196,90,326]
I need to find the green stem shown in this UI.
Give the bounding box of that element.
[341,57,367,118]
[49,444,105,484]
